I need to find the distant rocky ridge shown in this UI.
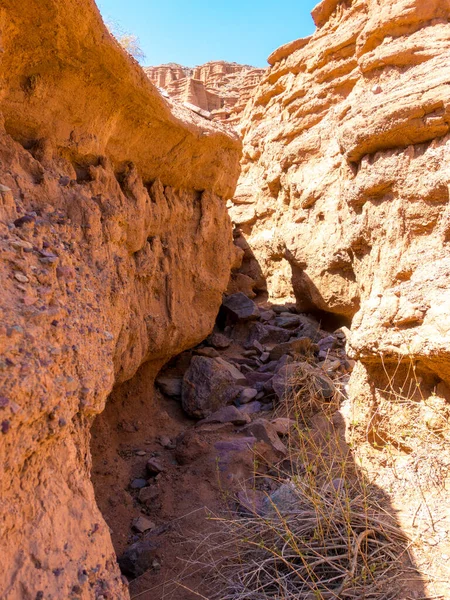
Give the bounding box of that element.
[145,61,265,126]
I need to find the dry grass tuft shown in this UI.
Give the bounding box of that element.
[194,364,413,600]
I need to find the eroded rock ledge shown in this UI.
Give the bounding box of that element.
[231,0,450,390]
[0,1,241,598]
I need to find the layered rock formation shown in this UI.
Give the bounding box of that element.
[145,61,265,125]
[0,1,241,598]
[231,0,450,393]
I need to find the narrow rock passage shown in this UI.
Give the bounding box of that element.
[91,290,421,599]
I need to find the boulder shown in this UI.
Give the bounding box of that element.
[222,292,260,321]
[182,356,242,418]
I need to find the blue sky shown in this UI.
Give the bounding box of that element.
[96,0,318,67]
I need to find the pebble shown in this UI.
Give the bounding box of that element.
[239,401,262,415]
[252,340,265,353]
[158,435,175,449]
[195,347,220,358]
[130,478,148,489]
[146,458,164,474]
[239,388,258,404]
[14,272,29,283]
[138,485,159,504]
[132,516,155,533]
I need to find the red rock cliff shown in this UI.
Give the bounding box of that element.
[145,61,265,125]
[0,1,241,598]
[231,0,450,405]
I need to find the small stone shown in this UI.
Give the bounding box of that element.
[201,405,251,426]
[208,333,232,349]
[155,376,182,397]
[269,337,315,361]
[138,485,159,505]
[14,272,29,283]
[118,538,159,579]
[1,420,10,434]
[236,489,266,516]
[245,323,291,347]
[253,339,265,353]
[372,84,382,94]
[275,314,301,328]
[320,358,341,373]
[239,388,258,404]
[158,435,175,449]
[214,357,247,385]
[132,516,155,533]
[271,418,295,436]
[245,371,273,385]
[260,310,275,322]
[136,450,147,456]
[260,352,270,363]
[222,292,260,321]
[146,458,164,474]
[194,347,220,358]
[130,478,148,490]
[238,401,262,415]
[14,215,35,228]
[243,419,287,456]
[318,335,336,351]
[0,397,9,408]
[264,482,299,514]
[242,349,257,357]
[152,559,161,571]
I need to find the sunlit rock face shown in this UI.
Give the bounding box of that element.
[232,0,450,392]
[0,1,241,598]
[145,61,265,125]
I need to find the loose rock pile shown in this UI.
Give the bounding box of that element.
[157,292,350,429]
[119,292,353,583]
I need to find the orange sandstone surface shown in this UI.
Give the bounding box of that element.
[0,1,241,598]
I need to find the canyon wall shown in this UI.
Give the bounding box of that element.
[232,0,450,393]
[0,1,241,598]
[145,61,265,125]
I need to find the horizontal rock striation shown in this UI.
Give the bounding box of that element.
[231,0,450,389]
[145,61,265,125]
[0,1,241,598]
